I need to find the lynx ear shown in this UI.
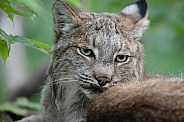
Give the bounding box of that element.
[53,0,82,37]
[120,0,149,40]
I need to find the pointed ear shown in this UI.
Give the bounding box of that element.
[120,0,149,40]
[53,0,82,38]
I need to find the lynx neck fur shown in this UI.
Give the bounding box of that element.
[19,0,182,122]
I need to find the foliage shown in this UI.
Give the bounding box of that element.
[0,0,41,22]
[0,0,51,119]
[0,97,41,116]
[0,29,51,63]
[0,0,51,64]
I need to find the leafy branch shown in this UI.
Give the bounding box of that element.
[0,0,41,22]
[0,0,51,63]
[0,27,51,64]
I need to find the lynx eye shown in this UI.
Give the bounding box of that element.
[115,55,129,63]
[79,47,94,57]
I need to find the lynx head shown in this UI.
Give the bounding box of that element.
[51,0,149,99]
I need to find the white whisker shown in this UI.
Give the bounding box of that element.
[46,78,78,87]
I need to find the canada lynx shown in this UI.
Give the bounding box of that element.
[17,0,183,122]
[41,0,151,121]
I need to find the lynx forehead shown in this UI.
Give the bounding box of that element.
[76,13,138,59]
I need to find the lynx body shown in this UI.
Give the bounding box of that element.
[17,0,184,122]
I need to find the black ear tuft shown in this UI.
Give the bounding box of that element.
[136,0,148,19]
[121,0,148,24]
[120,0,149,41]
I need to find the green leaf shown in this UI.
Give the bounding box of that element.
[0,40,9,63]
[15,97,41,110]
[13,36,51,55]
[0,31,50,64]
[0,119,3,122]
[0,102,27,116]
[0,0,42,21]
[0,28,12,50]
[0,28,12,49]
[29,39,51,50]
[28,38,51,55]
[14,0,42,16]
[0,0,14,21]
[0,28,11,63]
[12,36,35,47]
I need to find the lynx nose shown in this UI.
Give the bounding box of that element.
[96,77,110,86]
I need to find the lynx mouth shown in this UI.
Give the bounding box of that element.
[80,84,105,94]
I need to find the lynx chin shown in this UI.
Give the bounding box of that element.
[17,0,183,122]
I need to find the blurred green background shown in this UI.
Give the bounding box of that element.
[0,0,184,101]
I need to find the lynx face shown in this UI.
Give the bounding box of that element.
[51,0,149,99]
